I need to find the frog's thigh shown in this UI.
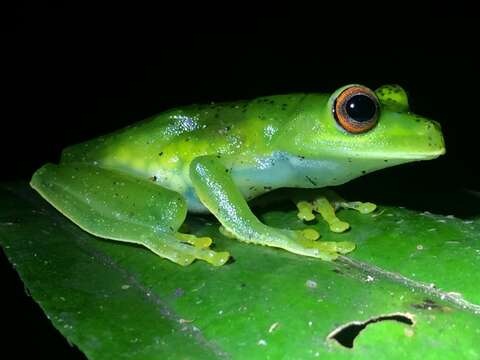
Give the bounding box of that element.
[31,164,229,266]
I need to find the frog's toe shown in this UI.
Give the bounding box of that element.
[309,241,355,259]
[301,228,320,241]
[192,236,213,248]
[195,249,231,266]
[169,242,230,266]
[175,233,212,248]
[358,202,376,214]
[329,219,350,233]
[296,201,316,221]
[340,201,377,214]
[333,241,356,254]
[175,254,196,266]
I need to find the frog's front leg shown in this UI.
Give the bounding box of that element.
[190,156,354,261]
[295,189,376,232]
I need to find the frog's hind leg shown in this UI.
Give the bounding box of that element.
[294,189,376,233]
[30,163,229,266]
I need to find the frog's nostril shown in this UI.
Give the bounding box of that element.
[431,120,442,130]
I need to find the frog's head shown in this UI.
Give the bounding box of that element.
[277,84,445,170]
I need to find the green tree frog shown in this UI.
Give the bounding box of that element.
[30,84,445,266]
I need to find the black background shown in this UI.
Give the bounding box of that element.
[1,3,477,358]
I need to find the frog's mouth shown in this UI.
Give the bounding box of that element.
[374,147,446,161]
[317,146,446,163]
[341,130,446,162]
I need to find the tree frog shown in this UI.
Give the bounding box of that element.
[30,84,445,266]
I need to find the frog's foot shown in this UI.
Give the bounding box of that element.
[220,224,342,259]
[295,190,376,232]
[278,229,355,261]
[144,233,230,267]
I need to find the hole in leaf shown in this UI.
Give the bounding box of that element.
[327,312,415,348]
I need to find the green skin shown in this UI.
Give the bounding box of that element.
[31,84,445,266]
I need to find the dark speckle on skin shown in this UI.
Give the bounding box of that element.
[174,288,184,297]
[411,298,443,310]
[305,176,317,186]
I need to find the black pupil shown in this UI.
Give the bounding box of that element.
[345,94,376,122]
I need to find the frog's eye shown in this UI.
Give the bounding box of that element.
[333,85,379,134]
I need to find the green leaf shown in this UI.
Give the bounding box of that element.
[1,182,480,359]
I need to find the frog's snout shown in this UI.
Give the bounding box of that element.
[425,119,446,157]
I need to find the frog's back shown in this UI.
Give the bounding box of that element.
[61,95,306,173]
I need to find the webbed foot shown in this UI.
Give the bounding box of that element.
[143,233,230,267]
